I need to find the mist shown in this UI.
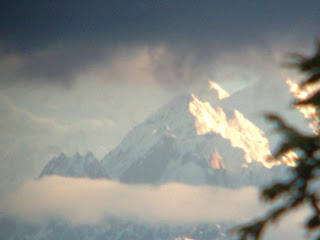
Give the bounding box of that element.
[2,176,262,225]
[1,176,309,240]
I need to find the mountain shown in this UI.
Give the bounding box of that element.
[1,82,295,240]
[220,79,308,137]
[101,95,230,184]
[0,216,232,240]
[101,93,288,187]
[39,152,108,179]
[38,89,290,187]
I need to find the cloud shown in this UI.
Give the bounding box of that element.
[0,1,318,88]
[0,42,213,91]
[2,176,263,225]
[0,41,108,87]
[0,35,312,92]
[0,176,312,239]
[1,176,310,239]
[0,94,68,131]
[1,1,318,50]
[0,42,204,88]
[263,207,308,240]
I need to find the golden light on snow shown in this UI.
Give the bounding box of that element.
[211,149,225,169]
[189,81,296,168]
[280,150,298,166]
[208,80,230,100]
[286,78,319,134]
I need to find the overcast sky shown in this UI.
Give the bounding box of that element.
[0,1,319,191]
[1,1,319,86]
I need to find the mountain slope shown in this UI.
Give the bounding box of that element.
[37,80,295,188]
[39,152,108,179]
[102,95,242,184]
[100,93,288,187]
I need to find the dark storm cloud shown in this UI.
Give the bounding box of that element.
[0,0,319,86]
[0,41,106,86]
[2,0,319,49]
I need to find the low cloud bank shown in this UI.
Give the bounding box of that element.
[1,176,310,240]
[1,176,262,225]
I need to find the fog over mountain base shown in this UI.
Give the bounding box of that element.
[2,176,261,225]
[0,177,308,240]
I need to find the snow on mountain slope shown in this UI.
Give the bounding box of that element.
[220,79,308,134]
[38,81,293,187]
[102,95,239,184]
[100,93,288,187]
[101,95,199,173]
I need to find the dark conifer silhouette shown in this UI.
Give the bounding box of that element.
[234,40,320,240]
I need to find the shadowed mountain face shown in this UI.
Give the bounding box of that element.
[39,152,108,179]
